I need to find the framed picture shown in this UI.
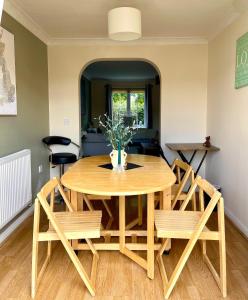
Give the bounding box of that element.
[235,32,248,89]
[0,26,17,115]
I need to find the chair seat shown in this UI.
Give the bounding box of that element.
[49,152,77,165]
[39,211,102,241]
[155,210,219,240]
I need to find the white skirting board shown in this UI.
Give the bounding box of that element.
[0,205,34,245]
[225,207,248,239]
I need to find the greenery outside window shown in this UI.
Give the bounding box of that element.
[112,89,147,128]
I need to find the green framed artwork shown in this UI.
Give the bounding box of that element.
[235,32,248,89]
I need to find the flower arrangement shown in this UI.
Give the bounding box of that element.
[98,113,136,150]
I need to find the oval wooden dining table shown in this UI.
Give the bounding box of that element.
[61,154,176,280]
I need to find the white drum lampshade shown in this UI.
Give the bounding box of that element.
[108,7,141,41]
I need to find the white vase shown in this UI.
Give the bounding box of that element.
[110,149,127,170]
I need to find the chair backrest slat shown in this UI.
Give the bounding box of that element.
[197,177,216,198]
[40,178,58,199]
[179,178,198,211]
[174,159,191,172]
[179,175,221,212]
[199,187,204,211]
[39,177,74,212]
[171,159,193,209]
[176,166,181,183]
[57,182,74,212]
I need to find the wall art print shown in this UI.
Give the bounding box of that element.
[0,26,17,115]
[235,32,248,89]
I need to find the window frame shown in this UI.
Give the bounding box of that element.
[111,88,147,128]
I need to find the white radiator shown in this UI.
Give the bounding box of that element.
[0,149,32,230]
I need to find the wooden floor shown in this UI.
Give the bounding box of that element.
[0,202,248,300]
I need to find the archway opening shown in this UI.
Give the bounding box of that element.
[80,60,160,156]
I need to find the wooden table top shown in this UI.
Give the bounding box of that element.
[61,154,176,196]
[166,143,220,152]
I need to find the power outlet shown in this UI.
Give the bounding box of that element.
[38,165,43,174]
[64,118,70,126]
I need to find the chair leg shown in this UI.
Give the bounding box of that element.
[47,241,52,260]
[157,252,168,294]
[159,203,216,300]
[201,200,226,298]
[63,240,96,296]
[156,239,170,298]
[163,240,197,299]
[191,171,196,211]
[31,200,52,298]
[31,199,40,299]
[32,240,52,298]
[91,254,99,289]
[201,240,207,258]
[86,238,99,289]
[47,189,55,260]
[156,239,169,294]
[199,187,206,256]
[218,198,227,297]
[59,164,65,178]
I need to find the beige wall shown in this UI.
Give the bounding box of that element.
[206,11,248,236]
[0,12,49,197]
[48,43,208,163]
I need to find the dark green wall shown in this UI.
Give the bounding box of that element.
[0,12,49,197]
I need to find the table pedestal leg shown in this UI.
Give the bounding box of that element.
[119,196,125,252]
[71,190,79,249]
[119,194,155,279]
[147,193,154,279]
[163,188,171,251]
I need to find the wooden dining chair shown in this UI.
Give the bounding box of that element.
[133,159,195,229]
[31,178,102,298]
[155,176,226,299]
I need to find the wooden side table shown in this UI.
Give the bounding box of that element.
[166,143,220,175]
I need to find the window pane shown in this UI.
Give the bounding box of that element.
[112,91,127,117]
[130,91,145,127]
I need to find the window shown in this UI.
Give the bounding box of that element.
[112,89,146,128]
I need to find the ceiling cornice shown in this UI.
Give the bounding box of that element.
[3,0,208,47]
[4,0,50,44]
[48,37,208,46]
[208,12,239,41]
[4,0,244,47]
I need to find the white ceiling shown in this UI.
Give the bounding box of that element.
[4,0,248,41]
